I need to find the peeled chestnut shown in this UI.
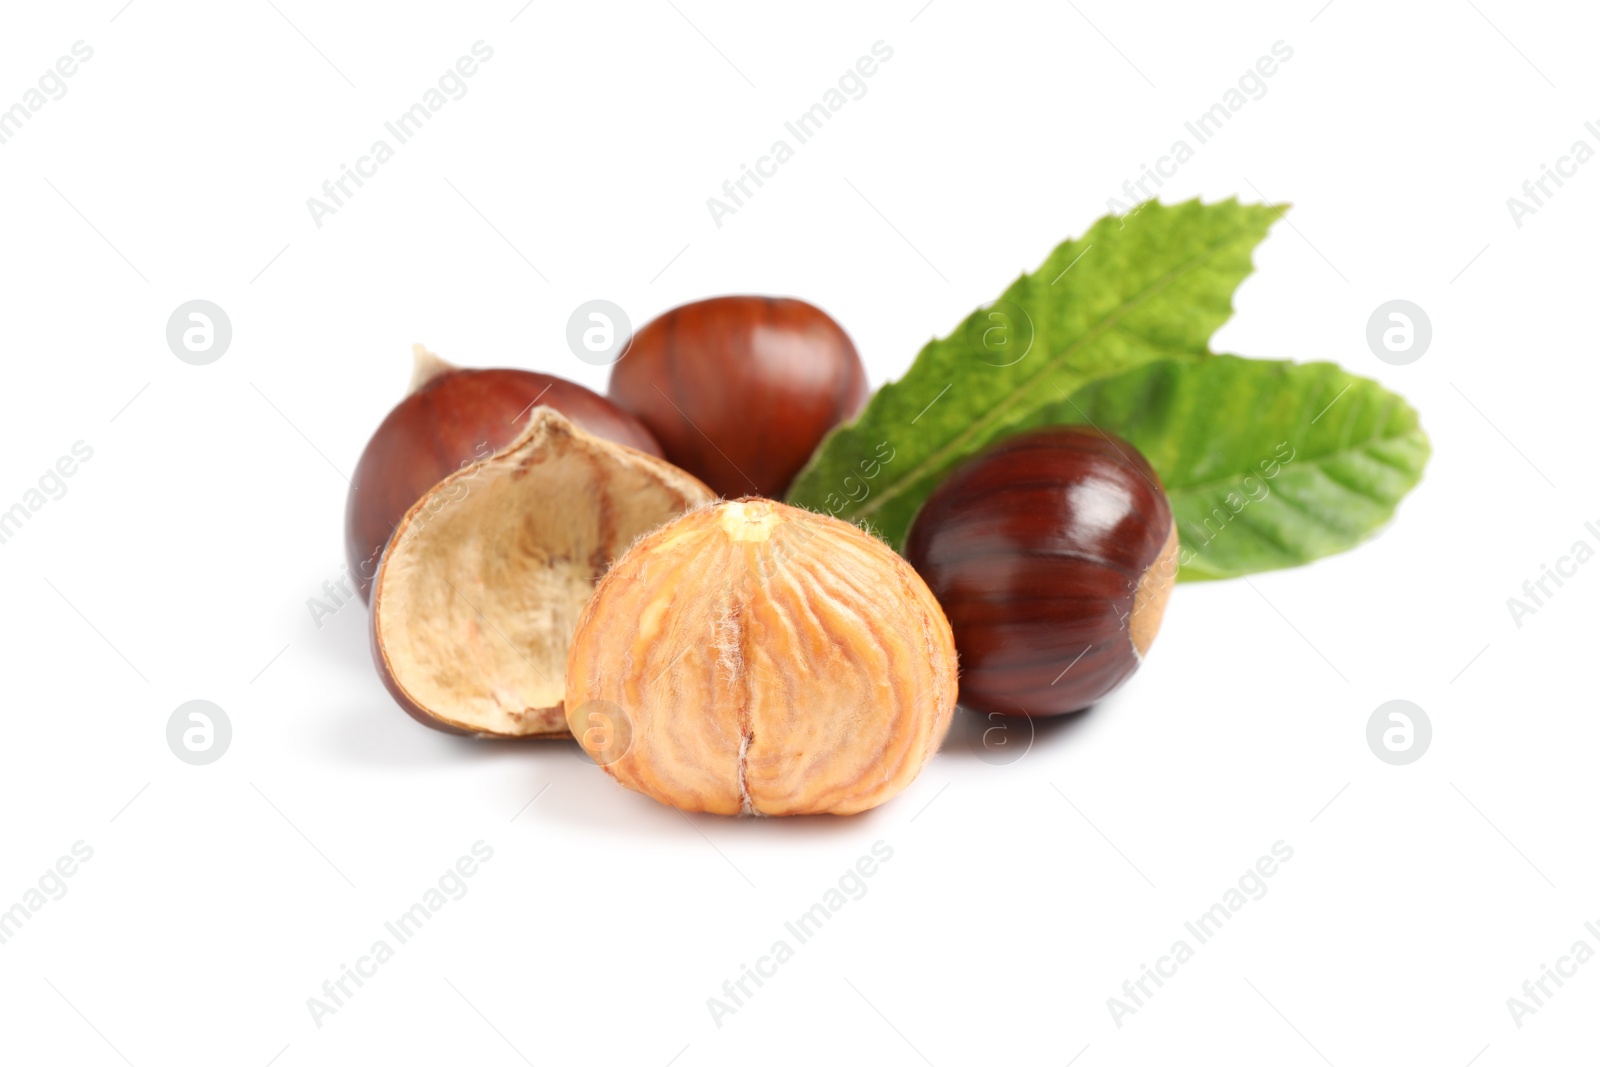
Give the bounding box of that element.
[345,346,661,599]
[566,498,958,815]
[903,427,1179,717]
[606,296,869,499]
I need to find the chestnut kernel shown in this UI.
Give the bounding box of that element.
[345,346,661,600]
[903,427,1179,717]
[566,499,958,815]
[606,296,869,499]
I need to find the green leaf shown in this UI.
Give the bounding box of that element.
[786,198,1282,548]
[1039,356,1431,580]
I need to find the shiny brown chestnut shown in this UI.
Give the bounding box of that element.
[903,427,1179,717]
[345,346,661,600]
[606,296,869,499]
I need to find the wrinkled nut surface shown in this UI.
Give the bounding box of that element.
[371,408,713,738]
[566,499,959,815]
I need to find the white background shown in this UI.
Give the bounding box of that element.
[0,1,1594,1064]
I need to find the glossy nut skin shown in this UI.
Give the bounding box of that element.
[345,358,660,600]
[903,427,1178,717]
[566,499,958,816]
[606,296,869,499]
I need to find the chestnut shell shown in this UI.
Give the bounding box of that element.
[345,363,661,600]
[369,409,712,739]
[903,427,1178,717]
[606,296,869,499]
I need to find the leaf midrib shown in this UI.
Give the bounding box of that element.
[851,221,1261,523]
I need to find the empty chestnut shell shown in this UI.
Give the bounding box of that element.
[370,408,712,737]
[903,427,1179,717]
[606,296,869,499]
[345,346,661,600]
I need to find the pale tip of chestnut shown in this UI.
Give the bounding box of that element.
[1130,522,1180,660]
[407,343,458,394]
[719,498,782,542]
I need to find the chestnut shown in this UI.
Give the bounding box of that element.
[566,498,958,814]
[606,296,869,498]
[345,346,661,600]
[903,427,1179,717]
